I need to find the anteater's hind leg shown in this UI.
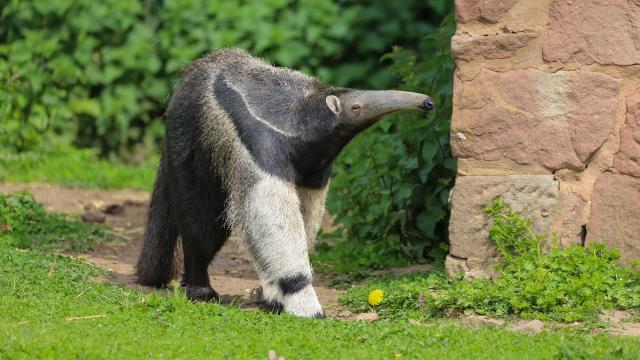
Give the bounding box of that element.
[171,152,230,302]
[179,219,229,302]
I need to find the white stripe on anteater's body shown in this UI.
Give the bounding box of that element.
[135,48,433,318]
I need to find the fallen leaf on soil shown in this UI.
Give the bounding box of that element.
[463,314,505,327]
[510,319,544,333]
[354,312,378,322]
[81,209,106,223]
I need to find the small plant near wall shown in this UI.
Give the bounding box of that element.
[341,198,640,323]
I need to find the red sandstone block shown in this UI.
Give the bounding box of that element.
[451,68,620,170]
[544,0,640,65]
[588,172,640,264]
[614,93,640,177]
[451,31,537,61]
[455,0,517,23]
[448,174,558,261]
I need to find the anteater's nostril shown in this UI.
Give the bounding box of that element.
[422,98,435,111]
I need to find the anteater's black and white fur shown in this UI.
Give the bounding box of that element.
[136,48,433,317]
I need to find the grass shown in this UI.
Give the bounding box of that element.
[3,245,640,359]
[0,145,156,190]
[1,195,640,358]
[340,199,640,323]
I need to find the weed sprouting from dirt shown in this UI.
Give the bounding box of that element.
[0,191,112,251]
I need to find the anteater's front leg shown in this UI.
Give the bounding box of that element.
[243,176,323,318]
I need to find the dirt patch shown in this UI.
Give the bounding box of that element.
[509,319,544,333]
[0,182,341,309]
[605,324,640,336]
[0,182,149,214]
[600,310,640,336]
[599,310,630,325]
[463,314,505,327]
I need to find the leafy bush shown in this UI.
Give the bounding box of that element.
[0,0,449,155]
[340,199,640,322]
[0,191,112,251]
[319,13,456,269]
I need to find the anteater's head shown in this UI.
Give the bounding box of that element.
[290,87,435,168]
[325,89,434,133]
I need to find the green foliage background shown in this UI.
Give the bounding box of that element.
[1,0,455,266]
[0,0,450,154]
[322,14,456,269]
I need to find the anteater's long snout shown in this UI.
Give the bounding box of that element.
[337,90,436,129]
[357,90,435,117]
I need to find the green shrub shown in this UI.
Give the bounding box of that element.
[0,191,112,251]
[0,0,449,155]
[340,198,640,322]
[320,13,456,269]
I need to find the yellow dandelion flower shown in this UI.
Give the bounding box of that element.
[368,289,384,306]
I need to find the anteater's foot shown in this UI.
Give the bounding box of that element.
[253,287,281,313]
[183,285,219,302]
[282,285,324,318]
[252,286,283,314]
[255,285,324,318]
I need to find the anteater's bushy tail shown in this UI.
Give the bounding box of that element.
[136,156,181,286]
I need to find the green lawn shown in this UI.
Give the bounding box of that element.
[0,146,156,190]
[2,159,640,359]
[1,245,639,359]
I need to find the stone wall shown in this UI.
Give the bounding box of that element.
[447,0,640,277]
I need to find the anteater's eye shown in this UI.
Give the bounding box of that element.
[351,104,361,112]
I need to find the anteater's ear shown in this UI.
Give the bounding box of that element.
[325,95,342,115]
